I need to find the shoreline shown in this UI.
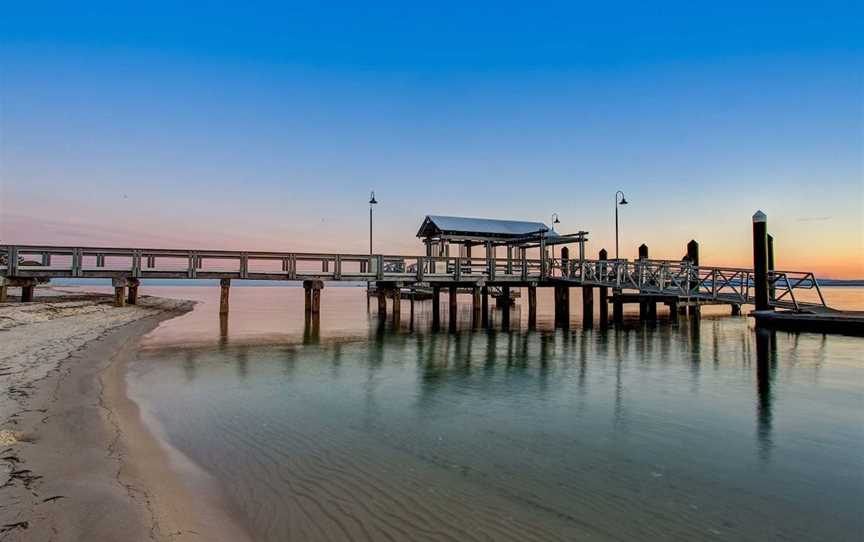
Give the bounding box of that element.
[0,288,249,541]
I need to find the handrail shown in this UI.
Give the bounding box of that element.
[1,244,828,310]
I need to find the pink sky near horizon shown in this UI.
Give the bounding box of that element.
[2,201,862,279]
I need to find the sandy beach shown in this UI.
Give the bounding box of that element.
[0,287,250,542]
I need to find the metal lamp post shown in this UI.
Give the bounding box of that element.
[614,191,628,259]
[369,191,378,255]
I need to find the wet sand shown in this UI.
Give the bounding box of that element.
[0,288,249,541]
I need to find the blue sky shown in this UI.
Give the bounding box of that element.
[2,1,862,275]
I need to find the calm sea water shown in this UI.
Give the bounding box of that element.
[125,286,863,541]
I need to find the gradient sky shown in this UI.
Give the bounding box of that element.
[2,1,862,277]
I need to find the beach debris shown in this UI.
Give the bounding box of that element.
[0,521,29,533]
[0,430,20,445]
[42,495,66,503]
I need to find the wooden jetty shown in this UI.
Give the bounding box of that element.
[1,212,856,334]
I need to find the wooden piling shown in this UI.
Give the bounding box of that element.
[0,279,6,304]
[752,211,771,312]
[598,249,608,326]
[303,279,324,314]
[432,286,441,328]
[219,278,231,314]
[637,244,655,319]
[112,278,127,307]
[377,289,387,316]
[449,286,458,328]
[767,234,775,302]
[687,240,700,316]
[528,285,537,328]
[669,300,679,322]
[554,286,569,325]
[582,285,594,328]
[391,289,401,323]
[472,287,481,325]
[731,304,742,315]
[21,285,34,303]
[127,278,140,305]
[613,295,623,324]
[501,286,511,328]
[481,286,489,326]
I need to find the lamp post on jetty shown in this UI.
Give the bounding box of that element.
[614,190,628,259]
[550,213,560,232]
[369,191,378,254]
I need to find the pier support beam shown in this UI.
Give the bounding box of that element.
[220,278,231,314]
[449,286,458,329]
[612,295,623,324]
[687,240,701,316]
[432,286,441,328]
[112,277,127,307]
[598,249,609,326]
[752,211,771,312]
[501,286,511,329]
[554,286,569,325]
[303,279,324,315]
[767,234,776,303]
[472,287,481,325]
[731,304,742,316]
[127,278,140,305]
[391,289,401,323]
[637,244,656,320]
[669,300,679,322]
[377,288,387,316]
[0,278,6,303]
[582,285,594,328]
[527,285,537,328]
[481,286,489,327]
[21,284,34,303]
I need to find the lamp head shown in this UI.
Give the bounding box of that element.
[619,197,628,205]
[369,191,378,205]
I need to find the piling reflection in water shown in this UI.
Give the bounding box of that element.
[129,287,864,542]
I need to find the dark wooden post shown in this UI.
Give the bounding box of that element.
[391,288,401,321]
[21,284,35,303]
[686,239,700,316]
[561,246,569,278]
[449,286,458,328]
[112,278,127,307]
[220,278,231,314]
[528,285,537,328]
[613,295,623,324]
[598,249,609,326]
[432,286,441,328]
[472,287,481,324]
[638,244,649,319]
[303,280,324,314]
[752,211,770,311]
[501,286,511,329]
[127,278,140,305]
[669,300,679,322]
[377,288,387,316]
[481,286,489,327]
[0,278,7,303]
[767,234,775,303]
[582,285,594,328]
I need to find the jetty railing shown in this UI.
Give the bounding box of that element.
[0,244,826,310]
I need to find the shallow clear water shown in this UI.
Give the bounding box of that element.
[127,286,864,541]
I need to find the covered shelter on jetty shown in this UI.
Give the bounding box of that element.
[416,215,589,261]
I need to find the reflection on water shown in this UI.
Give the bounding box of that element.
[128,286,864,542]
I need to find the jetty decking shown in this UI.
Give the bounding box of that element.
[0,243,827,322]
[2,211,857,334]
